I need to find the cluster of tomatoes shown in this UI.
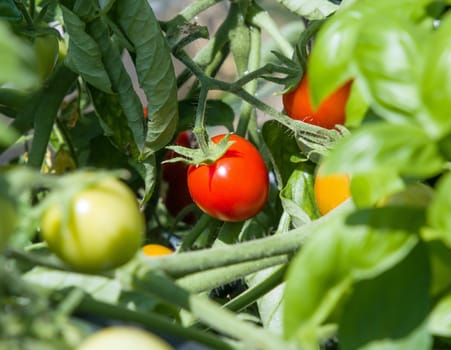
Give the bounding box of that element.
[35,70,352,274]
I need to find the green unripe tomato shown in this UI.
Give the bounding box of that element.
[40,177,144,272]
[33,34,59,81]
[77,327,174,350]
[0,196,17,251]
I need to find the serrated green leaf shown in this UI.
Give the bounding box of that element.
[114,0,178,156]
[262,120,301,189]
[87,85,139,157]
[284,205,423,344]
[277,0,339,20]
[280,163,319,227]
[421,12,451,138]
[338,242,431,350]
[86,16,145,150]
[0,0,21,21]
[61,6,113,93]
[178,99,235,132]
[321,123,445,179]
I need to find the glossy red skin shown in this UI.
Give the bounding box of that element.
[282,74,352,129]
[162,131,195,223]
[187,134,269,222]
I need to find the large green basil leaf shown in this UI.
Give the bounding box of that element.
[338,242,431,350]
[284,206,424,346]
[321,123,445,179]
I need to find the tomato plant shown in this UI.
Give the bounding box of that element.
[77,327,174,350]
[1,1,451,350]
[282,73,352,129]
[40,176,144,272]
[187,134,269,222]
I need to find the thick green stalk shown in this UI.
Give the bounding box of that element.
[140,200,353,277]
[134,272,295,350]
[236,25,261,137]
[17,65,78,168]
[248,5,294,58]
[73,295,236,350]
[176,255,288,293]
[179,0,225,22]
[224,264,287,312]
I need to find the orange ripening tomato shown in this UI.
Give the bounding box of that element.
[142,244,173,257]
[282,74,352,129]
[314,170,351,215]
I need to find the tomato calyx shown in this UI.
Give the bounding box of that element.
[162,133,235,166]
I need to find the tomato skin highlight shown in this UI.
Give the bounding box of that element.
[282,74,352,129]
[314,171,351,215]
[40,176,145,272]
[187,134,269,222]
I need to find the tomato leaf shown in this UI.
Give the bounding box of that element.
[276,0,339,20]
[0,0,21,22]
[321,122,445,179]
[262,120,301,189]
[87,86,140,158]
[178,99,235,132]
[61,6,113,93]
[421,12,451,138]
[280,163,320,227]
[283,206,423,344]
[338,242,431,350]
[113,0,178,157]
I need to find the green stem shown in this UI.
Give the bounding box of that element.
[176,255,288,293]
[179,214,216,251]
[248,5,294,58]
[134,272,294,350]
[236,25,261,137]
[224,264,287,312]
[193,86,210,154]
[179,0,225,22]
[74,294,236,350]
[11,65,77,168]
[141,200,353,277]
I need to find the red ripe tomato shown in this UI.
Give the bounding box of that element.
[187,134,269,222]
[282,73,352,129]
[162,131,196,223]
